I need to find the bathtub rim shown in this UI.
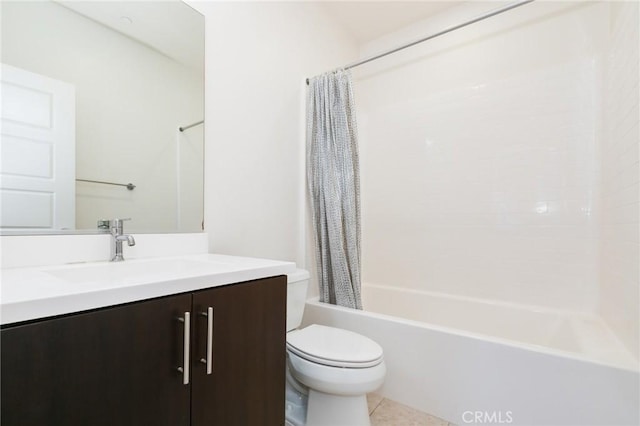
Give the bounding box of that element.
[305,296,640,373]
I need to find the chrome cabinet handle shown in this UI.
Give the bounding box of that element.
[177,312,190,385]
[199,307,214,374]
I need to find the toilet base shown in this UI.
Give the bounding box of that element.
[306,390,370,426]
[285,371,308,426]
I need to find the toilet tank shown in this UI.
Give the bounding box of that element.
[286,269,310,332]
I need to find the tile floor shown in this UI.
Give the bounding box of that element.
[367,393,455,426]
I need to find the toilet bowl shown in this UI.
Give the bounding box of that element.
[285,270,386,426]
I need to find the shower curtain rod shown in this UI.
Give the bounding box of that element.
[179,120,204,132]
[306,0,534,85]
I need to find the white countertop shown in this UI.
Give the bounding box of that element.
[1,254,296,325]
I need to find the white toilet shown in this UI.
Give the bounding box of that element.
[285,269,386,426]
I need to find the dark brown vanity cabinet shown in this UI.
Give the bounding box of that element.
[1,275,286,426]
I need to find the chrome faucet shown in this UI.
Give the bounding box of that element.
[110,218,135,262]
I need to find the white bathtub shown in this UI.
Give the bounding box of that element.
[302,283,639,426]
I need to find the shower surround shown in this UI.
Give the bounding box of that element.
[305,1,638,424]
[353,1,637,358]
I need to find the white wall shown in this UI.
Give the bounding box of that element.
[2,1,204,232]
[599,1,639,359]
[354,2,609,312]
[189,1,358,265]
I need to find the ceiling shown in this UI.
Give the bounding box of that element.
[319,1,463,44]
[55,1,462,69]
[56,0,204,71]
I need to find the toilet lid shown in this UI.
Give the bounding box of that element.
[286,324,383,368]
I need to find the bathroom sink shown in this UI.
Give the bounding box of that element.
[44,258,233,285]
[2,253,296,325]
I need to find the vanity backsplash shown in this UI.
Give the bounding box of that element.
[0,233,208,268]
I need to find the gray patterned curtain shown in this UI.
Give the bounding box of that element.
[306,70,362,310]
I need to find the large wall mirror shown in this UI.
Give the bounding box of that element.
[1,0,204,234]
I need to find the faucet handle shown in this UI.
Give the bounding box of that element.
[111,218,131,232]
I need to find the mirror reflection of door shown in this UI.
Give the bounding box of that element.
[0,64,75,230]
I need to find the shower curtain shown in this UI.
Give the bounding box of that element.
[306,70,362,310]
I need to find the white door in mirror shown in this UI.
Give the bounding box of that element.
[0,64,75,230]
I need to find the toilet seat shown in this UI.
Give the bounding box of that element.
[287,350,386,397]
[286,324,383,368]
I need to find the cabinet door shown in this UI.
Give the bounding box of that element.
[191,276,287,426]
[1,294,192,426]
